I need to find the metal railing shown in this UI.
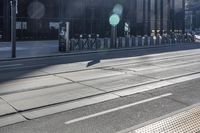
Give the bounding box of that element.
[69,34,196,52]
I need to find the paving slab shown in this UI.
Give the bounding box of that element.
[152,58,187,67]
[0,114,26,128]
[22,93,119,119]
[181,55,200,63]
[81,74,157,92]
[142,67,193,80]
[40,63,88,74]
[1,83,104,111]
[107,63,161,72]
[0,70,47,82]
[0,99,17,116]
[0,75,71,95]
[56,69,124,82]
[181,62,200,73]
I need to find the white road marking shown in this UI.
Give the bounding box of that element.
[0,64,23,68]
[64,93,172,125]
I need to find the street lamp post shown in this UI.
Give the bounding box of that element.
[10,0,17,58]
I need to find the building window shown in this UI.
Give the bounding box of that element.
[16,21,27,30]
[49,22,59,30]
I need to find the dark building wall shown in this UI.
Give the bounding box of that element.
[0,0,11,41]
[0,0,185,41]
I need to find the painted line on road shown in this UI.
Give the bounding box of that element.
[64,93,172,125]
[0,64,23,68]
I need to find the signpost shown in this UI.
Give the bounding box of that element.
[109,4,123,48]
[10,0,17,58]
[109,14,120,48]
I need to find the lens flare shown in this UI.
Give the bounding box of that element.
[27,1,45,19]
[109,14,120,27]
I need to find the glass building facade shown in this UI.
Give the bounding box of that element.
[0,0,185,41]
[185,0,200,32]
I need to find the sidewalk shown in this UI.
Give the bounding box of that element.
[0,40,59,60]
[1,40,199,61]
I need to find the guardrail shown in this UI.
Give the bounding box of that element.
[69,34,196,52]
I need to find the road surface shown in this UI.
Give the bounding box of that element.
[1,43,200,132]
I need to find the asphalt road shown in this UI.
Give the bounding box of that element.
[1,78,200,133]
[1,43,200,132]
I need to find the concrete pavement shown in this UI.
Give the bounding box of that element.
[1,43,200,131]
[0,41,58,59]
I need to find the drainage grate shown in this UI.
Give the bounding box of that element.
[127,105,200,133]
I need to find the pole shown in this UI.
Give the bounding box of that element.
[65,22,70,52]
[167,0,171,34]
[143,0,146,35]
[147,0,151,36]
[182,0,185,34]
[160,0,164,35]
[111,26,117,48]
[154,0,158,35]
[172,0,175,32]
[10,0,16,58]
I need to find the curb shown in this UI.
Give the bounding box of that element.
[0,43,198,62]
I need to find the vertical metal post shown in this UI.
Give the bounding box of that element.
[154,0,158,35]
[167,0,171,34]
[143,0,147,35]
[160,0,164,35]
[65,22,70,52]
[111,26,117,48]
[182,0,185,34]
[133,0,137,36]
[147,0,151,36]
[172,0,175,32]
[10,0,16,58]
